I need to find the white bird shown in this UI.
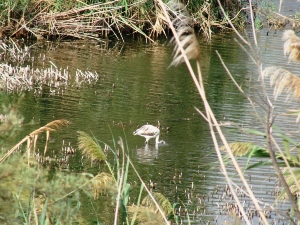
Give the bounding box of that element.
[133,124,165,144]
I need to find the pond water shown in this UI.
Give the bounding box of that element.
[1,26,300,224]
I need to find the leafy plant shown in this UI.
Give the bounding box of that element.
[0,104,23,139]
[76,131,173,224]
[127,192,174,224]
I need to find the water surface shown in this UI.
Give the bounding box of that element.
[1,27,300,224]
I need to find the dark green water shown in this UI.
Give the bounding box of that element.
[1,28,299,224]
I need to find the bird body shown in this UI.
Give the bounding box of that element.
[133,124,165,144]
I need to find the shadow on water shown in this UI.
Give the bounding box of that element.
[1,27,299,223]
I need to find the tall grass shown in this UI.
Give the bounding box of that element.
[0,117,94,224]
[77,131,173,224]
[156,0,300,224]
[0,113,175,224]
[159,1,266,223]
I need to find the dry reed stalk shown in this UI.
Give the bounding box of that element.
[283,30,300,62]
[218,0,300,220]
[149,7,168,38]
[157,0,268,224]
[194,1,227,41]
[114,137,125,225]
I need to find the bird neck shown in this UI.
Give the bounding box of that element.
[155,135,160,143]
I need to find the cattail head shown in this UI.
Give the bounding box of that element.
[263,66,300,99]
[282,30,300,62]
[168,1,200,66]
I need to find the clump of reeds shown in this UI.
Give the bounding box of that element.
[0,39,32,64]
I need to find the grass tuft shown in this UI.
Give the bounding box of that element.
[92,172,116,199]
[127,192,173,224]
[77,131,106,161]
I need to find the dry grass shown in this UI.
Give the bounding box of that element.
[0,0,246,42]
[29,1,156,42]
[92,172,116,199]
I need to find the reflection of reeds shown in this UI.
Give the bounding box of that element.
[0,38,96,96]
[283,30,300,62]
[0,39,32,64]
[263,66,300,99]
[0,62,98,95]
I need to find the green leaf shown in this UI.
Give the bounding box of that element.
[122,183,130,206]
[242,128,266,136]
[39,198,48,225]
[246,161,273,170]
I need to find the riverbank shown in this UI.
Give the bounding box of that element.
[0,0,247,42]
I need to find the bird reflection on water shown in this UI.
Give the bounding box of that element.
[135,142,166,164]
